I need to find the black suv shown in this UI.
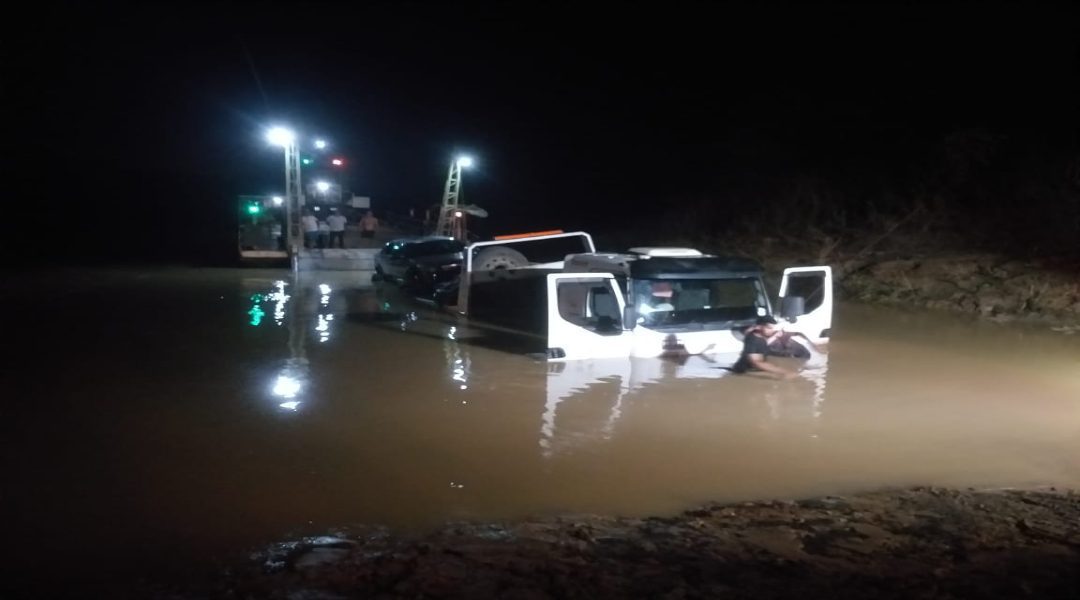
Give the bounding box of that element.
[374,237,465,293]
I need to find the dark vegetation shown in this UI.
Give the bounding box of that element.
[606,129,1080,263]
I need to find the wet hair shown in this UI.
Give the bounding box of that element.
[755,316,778,326]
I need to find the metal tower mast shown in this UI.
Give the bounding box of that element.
[435,159,463,239]
[435,156,472,240]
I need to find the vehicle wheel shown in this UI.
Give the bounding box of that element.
[473,246,528,270]
[434,282,459,307]
[402,267,423,291]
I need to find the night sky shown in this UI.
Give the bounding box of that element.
[6,2,1078,263]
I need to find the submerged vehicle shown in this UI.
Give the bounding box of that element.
[374,237,465,293]
[435,231,832,361]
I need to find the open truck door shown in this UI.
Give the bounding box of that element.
[779,266,833,345]
[546,273,632,360]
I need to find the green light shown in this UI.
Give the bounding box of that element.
[302,158,313,165]
[248,294,266,326]
[248,304,265,326]
[247,204,261,215]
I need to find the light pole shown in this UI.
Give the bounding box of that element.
[267,127,302,260]
[435,155,473,240]
[330,158,346,204]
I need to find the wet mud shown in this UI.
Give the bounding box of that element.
[169,487,1080,599]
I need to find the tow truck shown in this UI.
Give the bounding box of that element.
[436,231,832,361]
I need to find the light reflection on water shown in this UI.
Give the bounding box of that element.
[539,347,832,459]
[270,279,288,325]
[6,268,1080,589]
[257,277,353,410]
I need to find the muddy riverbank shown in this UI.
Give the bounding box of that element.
[659,230,1080,327]
[835,254,1080,327]
[164,487,1080,599]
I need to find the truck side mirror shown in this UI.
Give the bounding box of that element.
[781,295,806,320]
[623,305,638,330]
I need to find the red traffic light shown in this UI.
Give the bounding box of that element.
[331,158,344,166]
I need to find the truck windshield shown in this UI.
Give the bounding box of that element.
[632,278,767,330]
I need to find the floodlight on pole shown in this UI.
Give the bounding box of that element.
[266,127,296,147]
[315,181,330,193]
[314,139,327,150]
[265,124,302,263]
[436,154,477,240]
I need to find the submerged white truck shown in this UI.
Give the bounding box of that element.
[435,231,833,361]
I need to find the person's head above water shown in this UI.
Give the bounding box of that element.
[754,315,779,335]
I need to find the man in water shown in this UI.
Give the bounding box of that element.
[731,316,799,378]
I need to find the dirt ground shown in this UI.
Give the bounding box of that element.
[834,255,1080,324]
[751,238,1078,326]
[163,487,1080,599]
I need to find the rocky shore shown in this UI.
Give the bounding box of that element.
[166,487,1079,599]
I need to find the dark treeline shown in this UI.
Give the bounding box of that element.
[600,129,1080,262]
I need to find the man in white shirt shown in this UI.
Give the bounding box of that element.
[317,220,330,249]
[301,212,319,249]
[327,209,347,248]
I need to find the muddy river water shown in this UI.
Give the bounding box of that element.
[4,268,1079,591]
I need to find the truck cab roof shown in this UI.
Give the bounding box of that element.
[628,255,764,279]
[563,249,764,280]
[628,247,703,257]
